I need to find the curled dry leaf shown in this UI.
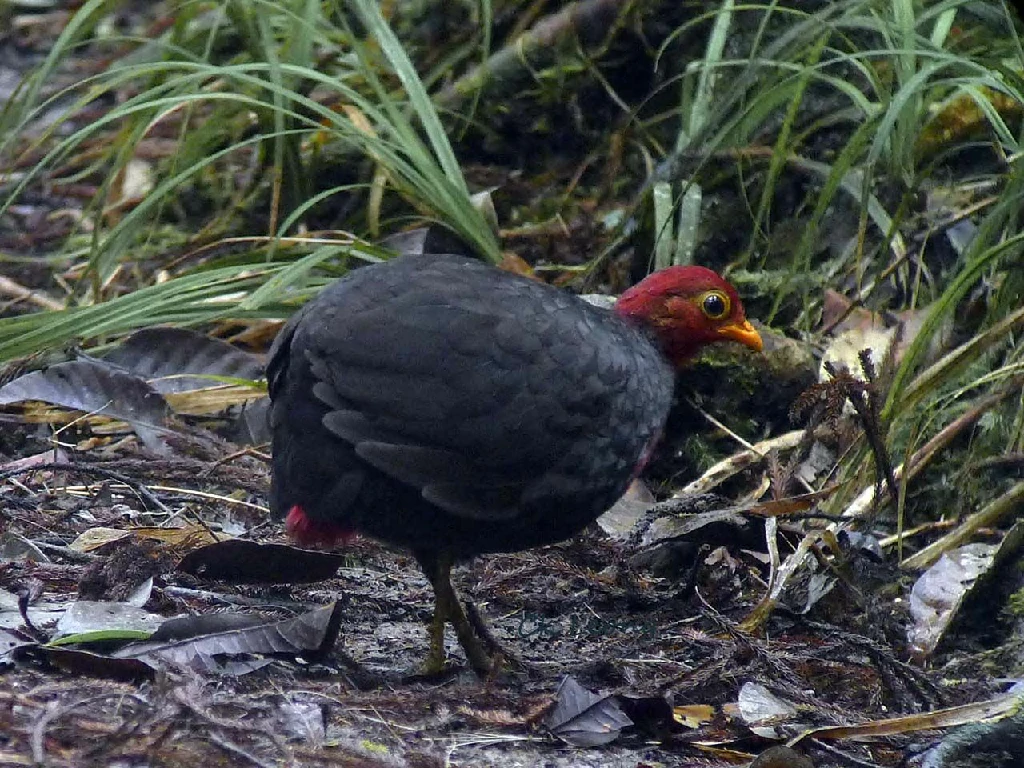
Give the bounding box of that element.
[736,682,800,738]
[54,600,166,639]
[0,358,170,452]
[819,288,952,384]
[177,539,346,584]
[103,327,264,394]
[113,602,344,674]
[908,543,997,657]
[545,675,633,747]
[70,525,220,554]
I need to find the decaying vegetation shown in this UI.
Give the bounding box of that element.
[2,1,1024,766]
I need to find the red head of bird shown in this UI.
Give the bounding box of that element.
[615,265,763,366]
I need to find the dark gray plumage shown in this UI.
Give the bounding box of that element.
[267,253,762,674]
[267,253,673,557]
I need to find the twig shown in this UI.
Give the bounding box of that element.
[692,402,819,497]
[0,461,170,513]
[678,429,806,495]
[32,540,100,563]
[206,732,277,768]
[901,479,1024,570]
[31,694,142,764]
[808,738,885,768]
[162,585,314,610]
[440,0,638,108]
[877,518,956,548]
[171,687,289,766]
[842,380,1021,519]
[823,358,899,510]
[148,485,268,513]
[203,447,272,475]
[803,620,945,706]
[0,274,64,311]
[689,399,757,451]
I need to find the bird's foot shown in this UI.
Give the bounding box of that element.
[420,607,449,677]
[421,573,493,676]
[417,550,503,678]
[465,599,524,672]
[414,613,492,678]
[447,597,494,676]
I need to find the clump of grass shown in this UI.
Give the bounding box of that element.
[643,0,1024,526]
[0,0,498,357]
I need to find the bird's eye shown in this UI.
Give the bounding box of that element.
[700,291,730,320]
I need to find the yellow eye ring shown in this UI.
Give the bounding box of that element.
[699,290,730,320]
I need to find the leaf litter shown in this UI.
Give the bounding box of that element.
[1,10,1023,768]
[0,311,1018,767]
[0,320,1019,767]
[1,415,1018,768]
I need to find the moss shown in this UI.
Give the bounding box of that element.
[1006,586,1024,618]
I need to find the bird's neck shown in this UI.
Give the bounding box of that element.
[614,301,698,368]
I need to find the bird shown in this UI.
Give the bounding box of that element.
[266,253,762,674]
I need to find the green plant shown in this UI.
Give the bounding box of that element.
[0,0,498,358]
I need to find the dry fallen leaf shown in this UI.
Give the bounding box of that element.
[545,675,633,747]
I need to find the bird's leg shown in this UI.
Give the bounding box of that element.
[423,594,447,677]
[414,549,451,675]
[416,551,492,676]
[442,574,493,676]
[465,599,521,669]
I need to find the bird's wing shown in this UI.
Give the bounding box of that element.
[294,256,671,522]
[267,300,311,400]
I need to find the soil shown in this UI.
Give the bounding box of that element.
[0,435,997,767]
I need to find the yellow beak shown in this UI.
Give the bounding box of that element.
[718,319,763,352]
